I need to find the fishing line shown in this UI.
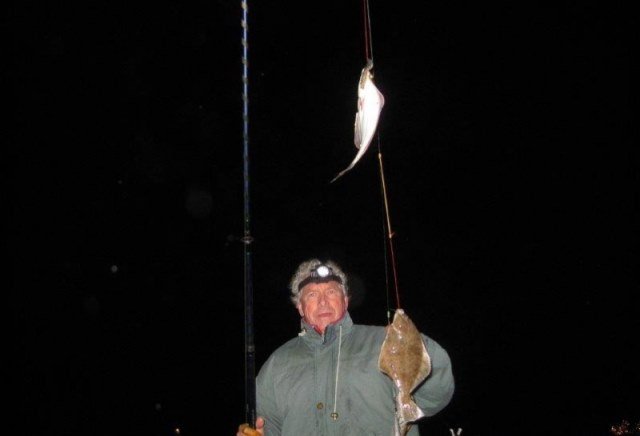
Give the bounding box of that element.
[379,170,393,323]
[361,0,402,316]
[362,0,374,62]
[377,139,402,312]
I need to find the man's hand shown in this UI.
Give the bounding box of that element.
[236,417,265,436]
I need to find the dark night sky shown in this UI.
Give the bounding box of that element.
[9,1,637,435]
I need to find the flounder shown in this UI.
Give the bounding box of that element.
[379,309,431,436]
[331,60,385,183]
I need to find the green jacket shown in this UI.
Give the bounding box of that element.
[256,311,454,435]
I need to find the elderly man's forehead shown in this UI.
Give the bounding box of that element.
[301,281,344,293]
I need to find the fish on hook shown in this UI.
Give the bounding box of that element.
[330,60,385,183]
[379,309,431,436]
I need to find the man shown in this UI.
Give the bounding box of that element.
[237,258,454,435]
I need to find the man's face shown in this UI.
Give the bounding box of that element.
[297,281,348,334]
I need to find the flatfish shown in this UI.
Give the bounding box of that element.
[379,309,431,436]
[331,60,385,183]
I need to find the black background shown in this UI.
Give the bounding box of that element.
[10,1,636,435]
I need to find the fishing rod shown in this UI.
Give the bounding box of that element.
[240,0,257,429]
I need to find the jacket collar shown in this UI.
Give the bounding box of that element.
[299,311,354,344]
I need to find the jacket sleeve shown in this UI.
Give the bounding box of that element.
[413,335,455,416]
[256,354,283,435]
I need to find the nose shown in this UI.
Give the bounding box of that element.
[318,292,327,306]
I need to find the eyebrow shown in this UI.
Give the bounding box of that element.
[303,286,342,295]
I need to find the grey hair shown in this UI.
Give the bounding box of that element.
[289,258,349,305]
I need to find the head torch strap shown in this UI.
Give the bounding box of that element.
[297,265,343,291]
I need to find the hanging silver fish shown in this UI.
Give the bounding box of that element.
[379,309,432,436]
[331,60,385,183]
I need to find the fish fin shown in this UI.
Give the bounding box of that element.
[354,110,362,149]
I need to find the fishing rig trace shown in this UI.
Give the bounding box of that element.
[363,0,403,318]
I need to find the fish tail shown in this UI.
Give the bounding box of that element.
[396,394,426,425]
[392,415,402,436]
[330,172,344,183]
[393,413,411,436]
[330,165,353,183]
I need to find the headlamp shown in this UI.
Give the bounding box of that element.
[297,264,343,291]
